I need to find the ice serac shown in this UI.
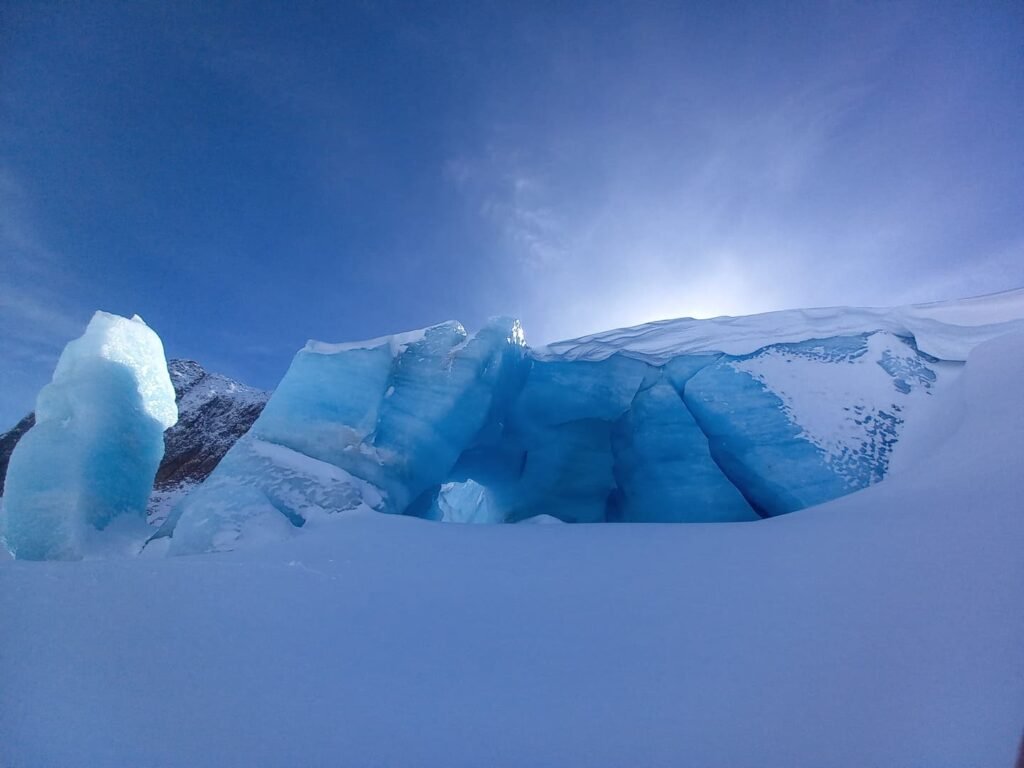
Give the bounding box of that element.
[166,317,527,554]
[1,312,177,560]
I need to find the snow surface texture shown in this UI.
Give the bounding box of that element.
[160,290,1024,552]
[536,287,1024,362]
[1,312,176,560]
[2,333,1022,767]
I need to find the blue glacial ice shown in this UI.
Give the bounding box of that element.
[2,312,177,560]
[164,316,960,552]
[611,377,758,522]
[167,318,528,553]
[684,333,952,516]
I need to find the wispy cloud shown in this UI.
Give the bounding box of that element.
[442,8,1023,345]
[446,152,568,270]
[444,74,881,342]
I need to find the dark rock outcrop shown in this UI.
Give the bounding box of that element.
[156,360,269,490]
[0,413,36,497]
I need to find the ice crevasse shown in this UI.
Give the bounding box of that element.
[164,290,1024,554]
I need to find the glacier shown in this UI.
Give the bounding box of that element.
[165,317,527,554]
[1,312,177,560]
[4,292,1021,558]
[3,330,1023,768]
[162,291,1024,554]
[2,293,1024,766]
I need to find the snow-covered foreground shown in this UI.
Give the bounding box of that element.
[2,335,1023,767]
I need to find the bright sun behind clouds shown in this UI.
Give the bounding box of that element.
[538,252,791,344]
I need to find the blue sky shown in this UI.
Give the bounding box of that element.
[1,1,1022,427]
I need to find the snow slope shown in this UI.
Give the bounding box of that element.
[2,333,1021,766]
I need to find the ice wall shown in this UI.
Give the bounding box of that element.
[684,333,954,515]
[166,318,527,554]
[412,330,951,526]
[162,317,957,553]
[2,312,177,560]
[429,354,756,524]
[611,377,757,522]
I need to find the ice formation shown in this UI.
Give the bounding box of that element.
[2,312,177,560]
[166,317,527,554]
[163,290,1024,553]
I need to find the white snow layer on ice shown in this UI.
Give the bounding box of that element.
[730,331,960,485]
[303,326,431,356]
[536,287,1024,362]
[1,332,1022,767]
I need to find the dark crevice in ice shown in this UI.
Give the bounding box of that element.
[674,375,771,520]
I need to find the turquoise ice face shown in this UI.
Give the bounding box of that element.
[685,333,949,516]
[3,312,177,560]
[164,322,954,553]
[167,318,530,553]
